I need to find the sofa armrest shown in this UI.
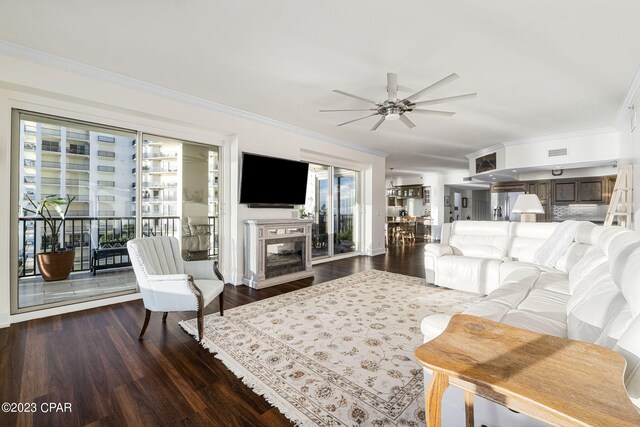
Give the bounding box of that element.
[425,243,454,258]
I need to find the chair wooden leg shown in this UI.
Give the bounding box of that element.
[196,308,204,342]
[219,291,224,317]
[139,309,151,340]
[162,312,168,322]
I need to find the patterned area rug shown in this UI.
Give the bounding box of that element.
[180,270,481,426]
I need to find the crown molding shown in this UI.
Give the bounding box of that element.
[614,58,640,130]
[0,39,388,158]
[465,143,504,159]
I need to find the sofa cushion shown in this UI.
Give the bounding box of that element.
[500,261,569,295]
[515,289,570,324]
[436,255,502,294]
[448,221,510,259]
[567,278,628,343]
[507,222,558,263]
[500,310,567,338]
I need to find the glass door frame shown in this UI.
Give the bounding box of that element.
[308,162,361,262]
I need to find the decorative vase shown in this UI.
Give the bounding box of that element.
[36,250,75,281]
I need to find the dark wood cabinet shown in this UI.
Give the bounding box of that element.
[578,179,605,203]
[553,180,578,204]
[551,176,616,205]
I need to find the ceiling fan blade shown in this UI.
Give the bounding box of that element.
[370,116,385,131]
[399,114,416,129]
[412,93,477,106]
[411,109,456,116]
[332,90,378,105]
[404,73,460,102]
[387,73,398,102]
[319,109,377,112]
[337,113,378,127]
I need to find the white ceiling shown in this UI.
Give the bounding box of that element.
[1,1,640,174]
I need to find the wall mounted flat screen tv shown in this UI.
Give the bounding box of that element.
[239,153,309,206]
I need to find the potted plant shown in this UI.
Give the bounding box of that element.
[21,194,76,281]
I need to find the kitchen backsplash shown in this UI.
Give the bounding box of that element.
[552,204,608,222]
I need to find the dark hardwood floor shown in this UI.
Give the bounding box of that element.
[0,243,427,427]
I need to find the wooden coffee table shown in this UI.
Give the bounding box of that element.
[415,314,640,427]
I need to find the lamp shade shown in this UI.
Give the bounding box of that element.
[512,194,544,214]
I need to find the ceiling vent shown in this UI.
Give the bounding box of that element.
[548,148,568,157]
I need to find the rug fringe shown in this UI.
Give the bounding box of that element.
[178,320,320,427]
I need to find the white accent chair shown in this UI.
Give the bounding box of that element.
[127,236,226,341]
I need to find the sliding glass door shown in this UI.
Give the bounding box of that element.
[333,168,357,254]
[306,163,359,260]
[12,111,220,313]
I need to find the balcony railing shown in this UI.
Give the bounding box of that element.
[42,128,62,137]
[17,216,219,278]
[67,163,90,171]
[42,144,61,153]
[67,146,90,156]
[41,177,61,185]
[143,151,178,159]
[67,179,90,186]
[41,160,61,169]
[66,131,89,141]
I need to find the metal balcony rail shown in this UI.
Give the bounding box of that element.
[66,179,90,186]
[41,177,61,185]
[66,131,89,141]
[97,150,116,158]
[41,160,61,168]
[67,146,90,155]
[42,144,60,153]
[18,216,218,278]
[97,136,116,144]
[41,128,62,137]
[67,163,90,171]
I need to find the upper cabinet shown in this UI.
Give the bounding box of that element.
[386,184,425,207]
[552,176,616,205]
[553,180,578,204]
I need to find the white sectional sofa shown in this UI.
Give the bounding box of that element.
[421,221,640,426]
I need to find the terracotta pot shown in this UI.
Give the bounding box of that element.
[36,250,75,281]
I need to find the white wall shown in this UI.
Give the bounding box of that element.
[0,52,386,326]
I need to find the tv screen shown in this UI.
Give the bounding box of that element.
[239,153,309,206]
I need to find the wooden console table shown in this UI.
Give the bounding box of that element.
[415,314,640,427]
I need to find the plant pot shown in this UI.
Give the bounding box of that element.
[36,250,75,281]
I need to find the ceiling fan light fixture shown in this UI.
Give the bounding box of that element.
[385,112,400,121]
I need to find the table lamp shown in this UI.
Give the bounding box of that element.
[512,194,544,222]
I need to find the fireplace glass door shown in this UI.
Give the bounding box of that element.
[264,237,306,278]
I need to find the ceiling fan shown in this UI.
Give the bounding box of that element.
[320,72,476,131]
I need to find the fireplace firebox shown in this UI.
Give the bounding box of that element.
[243,219,313,288]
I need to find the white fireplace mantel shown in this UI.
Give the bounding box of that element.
[242,219,314,289]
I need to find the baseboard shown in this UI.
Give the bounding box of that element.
[368,248,387,256]
[8,292,142,326]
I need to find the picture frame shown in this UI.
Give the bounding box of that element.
[444,195,451,207]
[462,197,468,208]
